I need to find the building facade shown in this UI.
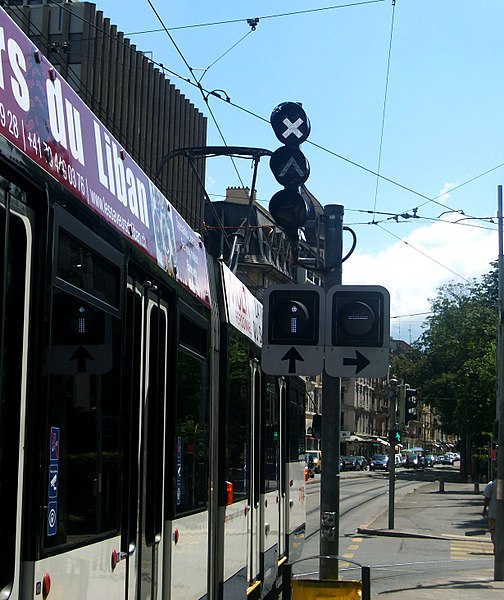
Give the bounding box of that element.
[6,0,207,230]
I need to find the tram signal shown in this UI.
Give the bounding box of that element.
[269,102,311,240]
[270,102,311,145]
[328,286,389,347]
[324,285,390,378]
[270,146,310,187]
[269,188,309,233]
[262,285,324,376]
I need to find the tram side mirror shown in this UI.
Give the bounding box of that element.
[312,414,321,439]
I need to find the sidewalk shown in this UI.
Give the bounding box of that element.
[358,470,504,597]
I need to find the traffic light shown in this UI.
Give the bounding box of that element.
[262,285,324,376]
[399,384,418,424]
[327,286,390,347]
[389,429,401,446]
[269,102,311,240]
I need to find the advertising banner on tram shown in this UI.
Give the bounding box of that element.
[0,8,210,306]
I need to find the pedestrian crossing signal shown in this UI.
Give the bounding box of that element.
[389,429,401,445]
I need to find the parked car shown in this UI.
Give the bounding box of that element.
[438,453,455,465]
[369,454,389,471]
[306,450,322,473]
[354,456,369,471]
[404,453,419,468]
[395,453,403,466]
[423,454,436,467]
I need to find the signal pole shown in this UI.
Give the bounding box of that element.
[495,185,504,579]
[388,378,398,529]
[320,204,344,579]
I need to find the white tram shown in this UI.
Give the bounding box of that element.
[0,8,306,600]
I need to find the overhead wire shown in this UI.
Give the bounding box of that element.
[10,0,499,309]
[35,0,504,229]
[125,0,388,35]
[375,223,471,282]
[144,0,247,188]
[372,0,396,219]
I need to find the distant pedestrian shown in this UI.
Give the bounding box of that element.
[482,479,497,546]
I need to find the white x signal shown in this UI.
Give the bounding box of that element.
[282,117,303,139]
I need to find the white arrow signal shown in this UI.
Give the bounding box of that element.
[278,156,305,177]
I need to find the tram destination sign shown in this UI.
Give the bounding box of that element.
[0,8,210,307]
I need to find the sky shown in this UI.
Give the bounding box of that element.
[93,0,503,342]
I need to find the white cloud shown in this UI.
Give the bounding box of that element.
[344,218,497,341]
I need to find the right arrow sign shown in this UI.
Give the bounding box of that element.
[325,347,389,378]
[342,350,371,374]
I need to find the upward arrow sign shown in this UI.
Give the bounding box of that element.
[281,347,304,374]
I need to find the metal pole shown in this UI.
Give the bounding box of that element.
[320,204,344,580]
[495,185,504,580]
[388,379,398,529]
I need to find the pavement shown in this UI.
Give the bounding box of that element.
[356,469,504,598]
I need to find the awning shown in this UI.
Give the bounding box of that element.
[347,435,365,442]
[410,447,424,452]
[377,438,390,446]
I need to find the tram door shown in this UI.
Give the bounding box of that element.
[124,278,169,600]
[247,360,262,585]
[0,188,33,600]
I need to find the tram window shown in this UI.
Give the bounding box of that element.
[174,350,209,515]
[264,378,279,492]
[44,289,121,549]
[179,313,207,356]
[57,230,120,308]
[288,380,306,461]
[225,337,249,502]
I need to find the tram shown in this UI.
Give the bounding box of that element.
[0,8,306,600]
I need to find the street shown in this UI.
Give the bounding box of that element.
[298,465,504,597]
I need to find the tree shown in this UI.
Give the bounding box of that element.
[391,264,497,440]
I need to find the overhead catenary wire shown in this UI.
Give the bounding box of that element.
[375,223,471,283]
[144,0,247,189]
[372,0,396,220]
[8,0,499,292]
[33,0,504,233]
[125,0,388,35]
[42,0,504,224]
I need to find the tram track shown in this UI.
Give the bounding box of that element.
[305,475,420,541]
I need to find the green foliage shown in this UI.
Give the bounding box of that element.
[391,264,497,438]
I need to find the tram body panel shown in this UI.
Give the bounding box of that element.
[261,489,280,595]
[222,499,248,588]
[286,460,306,562]
[31,537,125,600]
[169,511,209,600]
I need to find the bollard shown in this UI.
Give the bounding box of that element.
[437,480,445,493]
[473,482,480,494]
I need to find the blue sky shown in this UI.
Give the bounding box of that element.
[96,0,503,341]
